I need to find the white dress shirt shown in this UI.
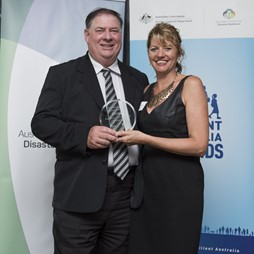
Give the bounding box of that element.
[89,54,139,167]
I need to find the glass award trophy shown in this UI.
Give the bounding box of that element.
[99,99,136,131]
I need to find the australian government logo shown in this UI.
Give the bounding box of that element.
[203,86,223,159]
[217,8,241,26]
[139,12,192,25]
[139,13,153,24]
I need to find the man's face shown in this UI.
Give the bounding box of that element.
[84,14,122,67]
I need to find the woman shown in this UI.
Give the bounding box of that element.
[118,23,209,253]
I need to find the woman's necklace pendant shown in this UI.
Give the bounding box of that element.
[147,82,174,108]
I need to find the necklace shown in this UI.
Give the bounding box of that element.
[147,73,177,108]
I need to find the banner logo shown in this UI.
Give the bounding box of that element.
[139,13,153,24]
[217,8,241,26]
[223,9,236,20]
[203,86,223,159]
[138,12,193,25]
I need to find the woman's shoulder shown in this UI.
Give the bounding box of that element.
[180,75,204,91]
[181,74,205,103]
[184,75,202,85]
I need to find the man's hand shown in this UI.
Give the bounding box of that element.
[87,126,118,149]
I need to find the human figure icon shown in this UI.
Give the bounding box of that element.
[209,93,221,119]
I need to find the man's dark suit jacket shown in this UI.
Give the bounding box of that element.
[31,53,149,213]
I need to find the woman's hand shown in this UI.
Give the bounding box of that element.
[117,130,146,145]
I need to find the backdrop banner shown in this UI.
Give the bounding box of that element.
[0,1,126,253]
[129,0,254,253]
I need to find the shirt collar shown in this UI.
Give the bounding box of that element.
[88,52,121,76]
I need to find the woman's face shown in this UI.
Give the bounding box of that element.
[148,37,178,75]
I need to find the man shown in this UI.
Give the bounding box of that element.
[31,7,148,254]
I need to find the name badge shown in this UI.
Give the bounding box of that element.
[139,101,147,111]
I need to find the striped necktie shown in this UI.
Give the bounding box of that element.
[102,69,129,179]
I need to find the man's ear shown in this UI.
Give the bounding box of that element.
[84,29,89,42]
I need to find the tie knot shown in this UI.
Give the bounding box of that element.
[101,68,110,78]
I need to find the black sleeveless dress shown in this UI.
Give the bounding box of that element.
[129,76,204,254]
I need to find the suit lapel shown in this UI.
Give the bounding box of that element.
[77,55,140,111]
[77,54,105,109]
[119,62,140,110]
